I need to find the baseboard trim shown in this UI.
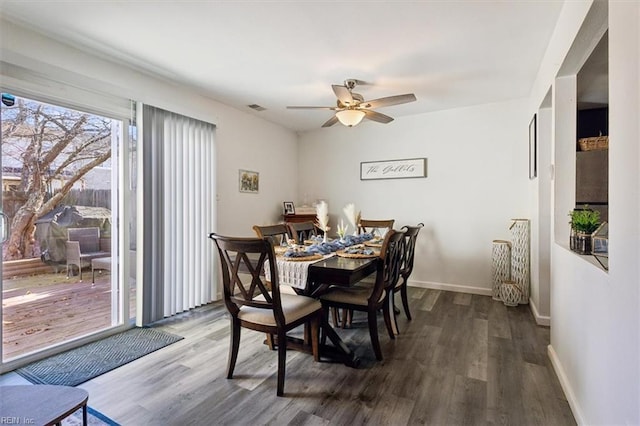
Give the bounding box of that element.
[408,279,492,296]
[408,281,552,325]
[529,298,551,326]
[548,344,585,425]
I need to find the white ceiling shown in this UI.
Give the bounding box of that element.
[0,0,565,132]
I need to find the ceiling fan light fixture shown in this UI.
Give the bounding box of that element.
[336,109,365,127]
[287,79,416,128]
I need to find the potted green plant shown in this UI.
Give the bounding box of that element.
[568,206,601,254]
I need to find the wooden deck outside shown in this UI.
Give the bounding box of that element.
[2,269,135,360]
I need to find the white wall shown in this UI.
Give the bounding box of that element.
[298,99,530,293]
[534,105,553,322]
[0,19,298,239]
[215,116,298,237]
[529,1,640,424]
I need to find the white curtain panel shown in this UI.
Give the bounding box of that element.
[141,105,216,323]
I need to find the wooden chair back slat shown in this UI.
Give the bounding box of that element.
[400,223,424,278]
[287,221,319,244]
[394,223,425,322]
[252,224,291,247]
[210,234,283,324]
[358,219,395,237]
[369,229,405,305]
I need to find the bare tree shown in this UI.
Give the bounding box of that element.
[1,98,112,260]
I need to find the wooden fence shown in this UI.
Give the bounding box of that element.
[2,189,111,220]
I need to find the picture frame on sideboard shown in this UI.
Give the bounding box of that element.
[283,201,295,215]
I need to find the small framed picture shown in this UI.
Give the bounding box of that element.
[283,201,295,215]
[239,169,259,193]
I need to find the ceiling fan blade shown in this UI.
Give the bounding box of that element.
[332,85,354,105]
[360,93,417,109]
[363,109,394,124]
[321,115,339,128]
[287,106,337,110]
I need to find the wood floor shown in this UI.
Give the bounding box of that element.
[3,270,137,360]
[78,288,575,425]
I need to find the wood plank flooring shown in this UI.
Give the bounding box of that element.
[2,272,135,360]
[77,288,575,425]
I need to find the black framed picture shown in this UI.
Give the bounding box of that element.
[283,201,295,215]
[529,114,537,179]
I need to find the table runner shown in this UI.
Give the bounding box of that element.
[264,234,374,290]
[264,253,336,290]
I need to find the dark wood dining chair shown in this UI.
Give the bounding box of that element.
[332,218,394,329]
[395,223,424,322]
[318,229,405,361]
[252,224,291,247]
[287,221,320,244]
[209,233,322,396]
[358,219,395,236]
[351,223,424,334]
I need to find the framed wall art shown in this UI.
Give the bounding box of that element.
[360,157,427,180]
[239,169,259,193]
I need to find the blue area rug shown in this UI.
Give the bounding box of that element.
[16,328,183,386]
[62,406,120,426]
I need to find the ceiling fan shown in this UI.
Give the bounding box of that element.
[287,79,417,128]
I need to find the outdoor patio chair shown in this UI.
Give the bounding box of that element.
[66,227,110,280]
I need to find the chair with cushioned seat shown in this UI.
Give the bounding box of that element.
[334,218,395,328]
[349,223,424,334]
[66,227,110,280]
[209,233,322,396]
[318,229,405,361]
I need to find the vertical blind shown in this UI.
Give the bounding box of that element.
[141,104,216,324]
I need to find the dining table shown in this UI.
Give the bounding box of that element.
[264,242,379,367]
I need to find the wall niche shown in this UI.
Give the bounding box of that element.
[576,31,608,224]
[576,107,608,222]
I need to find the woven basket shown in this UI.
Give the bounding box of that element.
[491,240,511,301]
[500,281,522,307]
[282,254,322,262]
[510,219,530,304]
[336,250,378,259]
[578,136,608,151]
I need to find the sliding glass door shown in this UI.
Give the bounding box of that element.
[0,92,135,367]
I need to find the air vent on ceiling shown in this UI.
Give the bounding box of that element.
[248,104,266,111]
